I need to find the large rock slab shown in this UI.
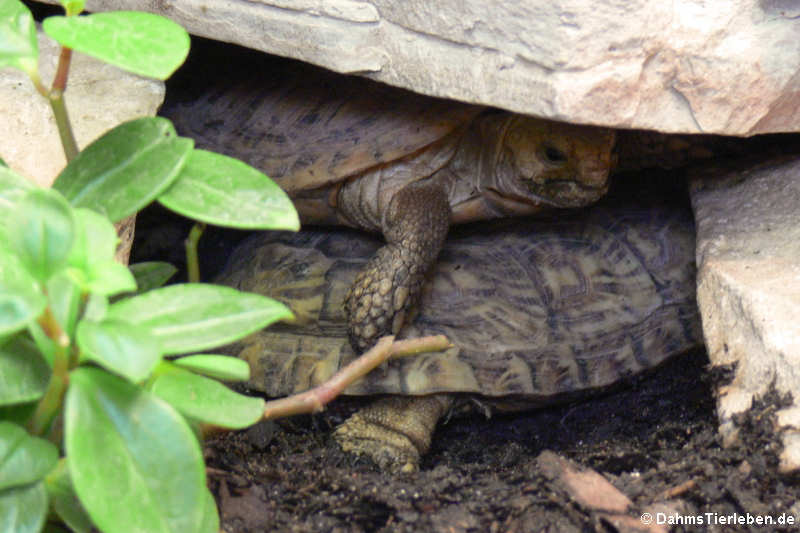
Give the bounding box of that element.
[0,30,164,186]
[690,157,800,471]
[39,0,800,135]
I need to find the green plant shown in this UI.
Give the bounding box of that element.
[0,1,301,532]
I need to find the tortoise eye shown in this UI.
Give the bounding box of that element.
[542,144,567,165]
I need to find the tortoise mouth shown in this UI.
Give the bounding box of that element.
[523,179,609,208]
[485,178,608,212]
[478,188,551,216]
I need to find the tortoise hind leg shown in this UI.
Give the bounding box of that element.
[334,394,453,472]
[345,180,450,351]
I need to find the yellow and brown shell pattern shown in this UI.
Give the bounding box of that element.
[218,204,701,408]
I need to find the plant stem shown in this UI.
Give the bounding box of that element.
[261,334,451,420]
[186,223,206,283]
[52,46,72,93]
[391,335,453,357]
[29,71,49,99]
[49,93,78,162]
[201,335,451,437]
[49,46,79,162]
[27,308,71,437]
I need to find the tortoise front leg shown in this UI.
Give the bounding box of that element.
[345,180,450,351]
[334,394,453,472]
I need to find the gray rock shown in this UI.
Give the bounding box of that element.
[690,157,800,471]
[43,0,800,135]
[0,30,164,186]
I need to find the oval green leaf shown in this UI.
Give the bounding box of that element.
[70,260,137,296]
[53,117,193,223]
[0,421,58,490]
[82,293,108,323]
[67,208,136,295]
[173,354,250,382]
[8,188,75,282]
[42,11,189,80]
[45,459,93,533]
[107,283,293,354]
[199,489,220,533]
[129,261,177,293]
[159,149,300,230]
[0,481,47,533]
[68,208,119,266]
[0,0,38,76]
[0,166,34,246]
[151,370,264,429]
[0,247,47,336]
[65,367,206,533]
[76,318,162,382]
[0,165,34,212]
[0,335,49,405]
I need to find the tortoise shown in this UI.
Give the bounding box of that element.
[217,202,702,471]
[161,56,616,352]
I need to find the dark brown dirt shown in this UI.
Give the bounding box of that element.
[203,349,800,533]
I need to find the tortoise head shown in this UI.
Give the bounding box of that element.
[488,115,616,210]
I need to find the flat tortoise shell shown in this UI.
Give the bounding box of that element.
[217,203,701,469]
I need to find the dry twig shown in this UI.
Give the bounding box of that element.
[262,334,451,420]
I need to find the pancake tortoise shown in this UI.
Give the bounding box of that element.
[162,59,616,352]
[217,203,702,471]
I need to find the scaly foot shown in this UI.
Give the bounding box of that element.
[334,395,453,472]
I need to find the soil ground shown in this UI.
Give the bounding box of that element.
[127,33,800,533]
[203,349,800,533]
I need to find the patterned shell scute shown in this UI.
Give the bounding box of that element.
[162,59,482,193]
[218,206,700,401]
